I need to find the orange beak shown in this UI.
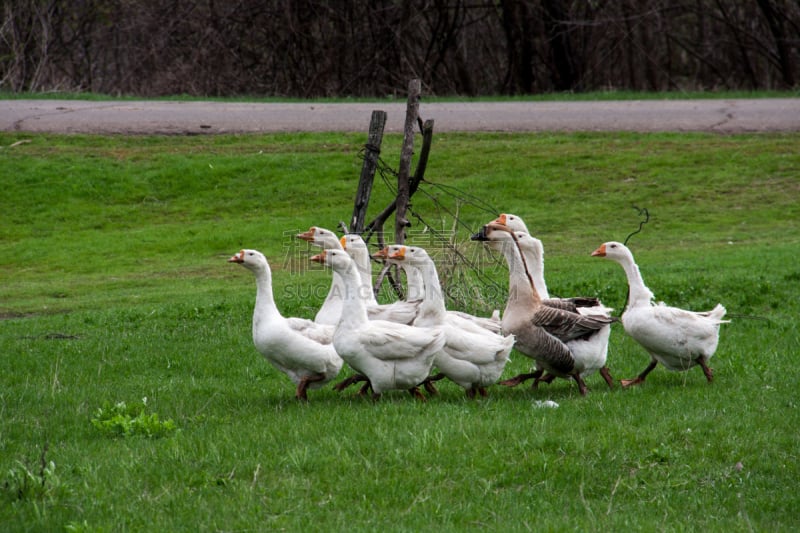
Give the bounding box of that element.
[372,247,389,259]
[491,214,508,226]
[310,251,326,264]
[339,236,347,249]
[388,246,406,260]
[591,244,607,257]
[297,228,316,242]
[228,250,245,263]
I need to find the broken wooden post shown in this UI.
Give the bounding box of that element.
[350,110,386,233]
[364,117,434,249]
[413,118,434,190]
[394,78,421,245]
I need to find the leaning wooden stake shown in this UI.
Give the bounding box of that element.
[394,78,421,245]
[364,117,434,250]
[354,80,434,299]
[349,110,386,233]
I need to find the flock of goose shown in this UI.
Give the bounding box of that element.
[229,213,728,401]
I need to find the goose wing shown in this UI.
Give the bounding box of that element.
[647,304,724,345]
[260,322,340,374]
[512,325,575,374]
[286,317,335,345]
[368,300,420,325]
[442,328,514,365]
[622,303,724,365]
[530,305,615,342]
[356,323,444,361]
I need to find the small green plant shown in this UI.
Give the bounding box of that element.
[2,444,68,502]
[65,520,106,533]
[91,398,177,438]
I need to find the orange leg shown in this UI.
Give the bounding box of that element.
[333,374,368,392]
[572,374,589,396]
[599,366,614,389]
[533,373,556,389]
[620,359,658,388]
[698,359,714,383]
[295,373,326,401]
[421,373,446,395]
[407,387,427,401]
[500,369,543,387]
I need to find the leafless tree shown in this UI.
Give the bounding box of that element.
[1,0,797,96]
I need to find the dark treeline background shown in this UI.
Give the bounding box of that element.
[2,0,798,97]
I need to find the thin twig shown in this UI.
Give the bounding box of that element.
[624,206,650,245]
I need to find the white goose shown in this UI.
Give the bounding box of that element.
[387,245,515,397]
[492,214,605,312]
[372,245,502,334]
[472,223,616,395]
[310,249,445,400]
[229,249,343,400]
[376,245,502,336]
[591,241,728,386]
[340,233,419,325]
[296,226,345,325]
[371,244,426,303]
[490,214,615,389]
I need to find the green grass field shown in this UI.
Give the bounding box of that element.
[1,127,798,531]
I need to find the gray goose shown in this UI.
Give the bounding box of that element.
[471,223,616,395]
[488,214,615,390]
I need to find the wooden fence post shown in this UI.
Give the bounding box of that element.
[394,78,421,245]
[350,110,386,233]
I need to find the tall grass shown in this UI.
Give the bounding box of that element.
[1,130,798,531]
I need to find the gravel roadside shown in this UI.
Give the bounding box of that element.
[2,98,799,135]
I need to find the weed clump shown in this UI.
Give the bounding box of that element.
[91,398,177,438]
[1,444,68,502]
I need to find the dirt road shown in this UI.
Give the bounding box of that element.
[2,98,798,134]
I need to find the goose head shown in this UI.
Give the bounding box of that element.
[228,249,268,273]
[471,222,518,253]
[388,245,431,266]
[492,213,530,234]
[379,244,408,265]
[296,226,343,249]
[511,231,543,259]
[310,249,354,274]
[591,241,631,263]
[340,233,368,252]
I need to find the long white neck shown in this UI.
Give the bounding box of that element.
[498,240,541,309]
[412,260,447,326]
[251,262,282,337]
[315,270,345,325]
[520,240,549,299]
[350,249,379,305]
[617,250,654,309]
[404,265,425,302]
[336,260,370,327]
